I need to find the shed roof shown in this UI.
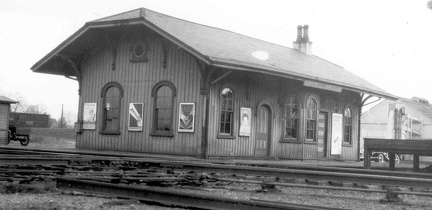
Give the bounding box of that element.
[399,97,432,120]
[31,8,396,100]
[0,95,17,104]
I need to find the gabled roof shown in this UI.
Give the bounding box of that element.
[398,97,432,120]
[31,8,396,100]
[0,95,18,104]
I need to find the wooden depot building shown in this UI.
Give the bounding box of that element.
[31,8,396,160]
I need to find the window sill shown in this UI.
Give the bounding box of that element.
[99,131,121,135]
[217,134,235,139]
[279,138,300,143]
[150,132,174,137]
[343,143,353,147]
[304,141,318,145]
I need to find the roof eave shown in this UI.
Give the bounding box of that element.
[209,59,397,101]
[31,18,212,73]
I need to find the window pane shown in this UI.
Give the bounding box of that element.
[226,112,231,123]
[154,85,174,132]
[220,122,226,133]
[224,122,231,134]
[102,85,122,132]
[284,97,299,139]
[219,88,234,135]
[226,99,232,111]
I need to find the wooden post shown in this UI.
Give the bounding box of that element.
[388,152,395,171]
[364,149,372,169]
[413,154,420,172]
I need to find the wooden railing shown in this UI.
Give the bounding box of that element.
[364,138,432,171]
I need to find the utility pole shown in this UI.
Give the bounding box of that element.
[60,104,64,128]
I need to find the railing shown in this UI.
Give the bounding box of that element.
[364,138,432,171]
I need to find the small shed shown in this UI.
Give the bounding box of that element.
[0,95,17,144]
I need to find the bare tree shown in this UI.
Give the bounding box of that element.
[0,89,47,114]
[24,104,48,114]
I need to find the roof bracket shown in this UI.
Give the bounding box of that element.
[57,54,82,96]
[210,70,233,85]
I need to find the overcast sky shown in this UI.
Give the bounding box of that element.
[1,0,431,120]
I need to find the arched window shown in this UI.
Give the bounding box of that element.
[284,96,299,140]
[306,98,317,141]
[344,107,352,144]
[101,82,123,134]
[219,87,234,137]
[151,81,176,136]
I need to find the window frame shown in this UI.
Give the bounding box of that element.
[150,80,177,137]
[343,107,353,145]
[305,96,319,142]
[217,87,235,139]
[100,82,124,135]
[282,96,300,142]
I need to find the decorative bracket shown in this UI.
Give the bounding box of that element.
[57,54,82,96]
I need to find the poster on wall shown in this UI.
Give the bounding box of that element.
[331,113,343,155]
[83,103,97,130]
[128,103,144,131]
[178,103,195,132]
[239,107,251,137]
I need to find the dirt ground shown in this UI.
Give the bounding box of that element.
[6,128,76,149]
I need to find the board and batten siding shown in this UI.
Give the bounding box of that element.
[319,93,360,161]
[206,74,282,157]
[76,30,203,155]
[204,72,361,160]
[0,104,10,145]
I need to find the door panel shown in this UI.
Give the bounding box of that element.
[255,105,271,157]
[318,112,328,158]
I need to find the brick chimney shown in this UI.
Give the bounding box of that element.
[293,25,313,55]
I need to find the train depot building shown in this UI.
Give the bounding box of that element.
[31,8,396,160]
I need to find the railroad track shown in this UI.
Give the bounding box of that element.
[2,147,432,209]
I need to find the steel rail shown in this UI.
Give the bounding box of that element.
[235,162,432,179]
[216,178,432,197]
[3,147,432,189]
[179,162,432,189]
[56,177,345,210]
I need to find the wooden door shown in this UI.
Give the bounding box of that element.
[318,112,328,158]
[255,105,271,157]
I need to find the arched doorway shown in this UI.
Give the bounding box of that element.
[255,104,272,157]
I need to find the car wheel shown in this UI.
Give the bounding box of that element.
[20,135,30,146]
[378,154,385,163]
[395,155,400,164]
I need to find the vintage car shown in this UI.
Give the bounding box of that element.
[360,150,400,164]
[7,124,30,146]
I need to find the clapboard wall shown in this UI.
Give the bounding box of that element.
[0,104,10,145]
[205,72,361,160]
[76,28,204,155]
